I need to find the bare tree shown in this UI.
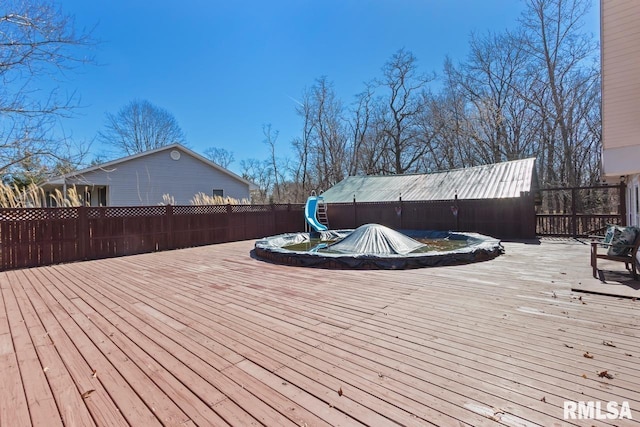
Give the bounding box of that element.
[430,0,599,188]
[519,0,600,187]
[291,89,315,201]
[1,0,94,182]
[99,99,186,156]
[309,77,349,189]
[263,124,282,202]
[282,0,599,193]
[204,146,234,168]
[240,158,272,204]
[292,77,349,193]
[445,31,538,166]
[377,48,435,174]
[348,84,374,175]
[425,61,477,171]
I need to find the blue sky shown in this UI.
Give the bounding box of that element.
[55,0,600,175]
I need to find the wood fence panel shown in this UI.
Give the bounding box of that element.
[327,198,535,239]
[0,194,543,272]
[171,205,229,248]
[272,204,305,235]
[86,206,168,260]
[321,204,354,230]
[403,201,457,231]
[0,208,79,270]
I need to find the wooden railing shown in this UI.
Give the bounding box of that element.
[535,185,626,237]
[535,214,624,237]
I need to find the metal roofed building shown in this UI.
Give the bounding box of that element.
[321,157,538,203]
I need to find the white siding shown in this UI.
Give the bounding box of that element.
[601,0,640,178]
[628,175,640,227]
[64,147,250,205]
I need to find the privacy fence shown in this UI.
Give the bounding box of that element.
[0,186,623,271]
[327,197,536,241]
[0,204,304,271]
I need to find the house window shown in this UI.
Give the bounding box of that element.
[45,191,57,207]
[212,189,224,198]
[98,187,107,206]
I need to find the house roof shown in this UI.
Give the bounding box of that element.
[321,158,537,203]
[45,144,258,190]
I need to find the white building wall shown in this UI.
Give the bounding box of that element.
[601,0,640,179]
[64,147,250,206]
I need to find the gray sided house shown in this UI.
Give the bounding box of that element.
[43,144,256,206]
[321,158,538,203]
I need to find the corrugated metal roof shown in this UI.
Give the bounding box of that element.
[321,158,537,202]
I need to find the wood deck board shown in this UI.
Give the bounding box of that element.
[1,239,639,426]
[41,282,194,426]
[24,268,165,427]
[354,298,640,376]
[53,258,324,426]
[0,284,32,427]
[43,269,231,427]
[16,270,128,427]
[48,264,256,425]
[55,262,245,369]
[3,272,63,427]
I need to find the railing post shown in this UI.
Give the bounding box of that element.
[226,203,233,241]
[571,187,577,237]
[166,204,173,250]
[78,206,89,260]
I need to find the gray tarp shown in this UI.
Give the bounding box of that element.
[327,224,424,255]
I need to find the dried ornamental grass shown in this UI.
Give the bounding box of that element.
[0,183,85,208]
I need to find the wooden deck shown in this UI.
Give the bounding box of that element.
[1,239,639,426]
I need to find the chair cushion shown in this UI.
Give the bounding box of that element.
[606,226,639,257]
[603,225,616,244]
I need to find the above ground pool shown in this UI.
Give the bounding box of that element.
[254,223,503,269]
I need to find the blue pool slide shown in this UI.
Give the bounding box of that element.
[305,196,328,232]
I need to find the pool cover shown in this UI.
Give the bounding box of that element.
[254,224,503,269]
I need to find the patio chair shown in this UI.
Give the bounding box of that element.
[590,225,640,280]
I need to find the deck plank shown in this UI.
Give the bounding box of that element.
[3,271,63,427]
[0,283,32,427]
[1,239,640,426]
[25,267,160,427]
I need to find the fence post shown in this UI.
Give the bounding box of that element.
[399,196,403,230]
[353,195,357,228]
[78,206,89,260]
[571,187,577,237]
[166,204,173,250]
[454,194,459,231]
[226,203,233,241]
[271,203,275,236]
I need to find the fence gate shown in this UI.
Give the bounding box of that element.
[535,184,625,237]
